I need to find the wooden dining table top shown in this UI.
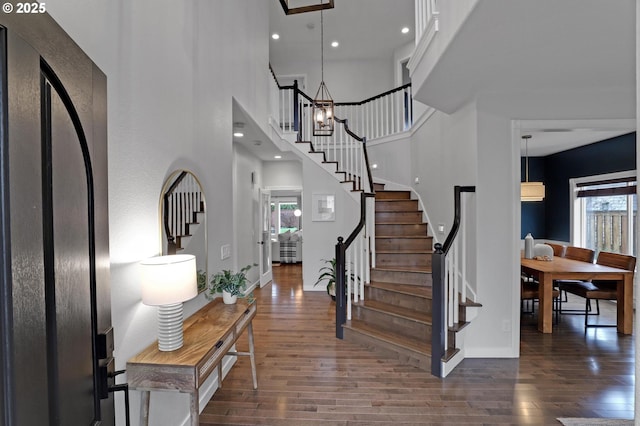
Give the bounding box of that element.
[521,256,632,277]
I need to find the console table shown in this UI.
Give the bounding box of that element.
[127,299,257,425]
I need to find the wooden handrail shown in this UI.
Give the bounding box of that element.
[431,185,475,377]
[335,83,412,106]
[335,192,375,338]
[441,186,476,255]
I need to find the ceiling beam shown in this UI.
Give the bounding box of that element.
[279,0,334,15]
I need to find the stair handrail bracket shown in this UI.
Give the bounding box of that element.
[431,185,475,378]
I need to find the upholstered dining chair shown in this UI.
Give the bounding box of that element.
[560,251,636,328]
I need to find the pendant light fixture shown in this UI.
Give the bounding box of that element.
[312,0,334,136]
[520,134,545,202]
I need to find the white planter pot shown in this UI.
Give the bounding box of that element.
[222,291,237,304]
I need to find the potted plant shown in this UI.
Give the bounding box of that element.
[197,269,207,293]
[314,258,359,300]
[207,264,255,304]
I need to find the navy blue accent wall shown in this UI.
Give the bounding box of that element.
[520,157,546,239]
[543,132,636,241]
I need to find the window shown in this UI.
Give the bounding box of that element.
[270,199,301,237]
[571,172,637,256]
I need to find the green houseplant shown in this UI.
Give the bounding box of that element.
[197,269,207,293]
[314,258,359,300]
[207,264,255,304]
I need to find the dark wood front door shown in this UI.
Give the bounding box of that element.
[0,13,113,425]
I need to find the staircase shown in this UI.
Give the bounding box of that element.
[269,75,479,375]
[342,184,477,372]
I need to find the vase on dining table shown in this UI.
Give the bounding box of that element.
[524,233,534,259]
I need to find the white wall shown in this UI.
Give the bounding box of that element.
[263,160,303,188]
[272,57,395,102]
[302,156,359,291]
[466,104,520,358]
[410,102,477,239]
[233,143,263,284]
[46,1,271,424]
[368,135,412,187]
[407,99,523,358]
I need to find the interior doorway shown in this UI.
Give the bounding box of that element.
[270,189,303,265]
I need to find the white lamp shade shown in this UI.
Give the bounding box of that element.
[140,254,198,306]
[521,181,545,202]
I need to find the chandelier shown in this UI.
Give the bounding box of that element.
[520,135,545,202]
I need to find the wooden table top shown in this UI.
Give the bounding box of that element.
[128,298,254,368]
[521,256,632,276]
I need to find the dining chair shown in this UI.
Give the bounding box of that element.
[521,277,560,323]
[556,246,596,314]
[564,246,596,263]
[561,251,636,328]
[547,243,566,258]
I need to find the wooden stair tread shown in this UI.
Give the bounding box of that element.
[373,266,432,273]
[449,321,470,333]
[443,347,460,363]
[343,320,431,355]
[376,235,431,239]
[377,211,422,214]
[376,222,428,225]
[376,249,433,254]
[461,299,482,307]
[355,300,432,324]
[369,281,432,298]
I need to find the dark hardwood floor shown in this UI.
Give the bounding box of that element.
[201,264,634,425]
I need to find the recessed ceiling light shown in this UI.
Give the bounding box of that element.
[372,163,378,169]
[233,132,244,138]
[274,155,282,159]
[401,27,410,34]
[331,41,339,48]
[271,33,280,40]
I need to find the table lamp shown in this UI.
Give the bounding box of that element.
[140,254,198,351]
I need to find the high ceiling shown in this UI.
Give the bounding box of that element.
[269,0,414,66]
[243,1,636,162]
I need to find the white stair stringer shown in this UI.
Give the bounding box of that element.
[442,326,467,377]
[270,124,362,201]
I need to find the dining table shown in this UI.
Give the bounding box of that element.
[521,255,634,334]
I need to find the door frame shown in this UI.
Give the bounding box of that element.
[258,189,272,287]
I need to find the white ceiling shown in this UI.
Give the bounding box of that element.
[232,101,299,162]
[520,119,636,157]
[242,1,636,163]
[269,0,414,65]
[410,0,636,157]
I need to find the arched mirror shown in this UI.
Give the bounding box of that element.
[160,170,207,292]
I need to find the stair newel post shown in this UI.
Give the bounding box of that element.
[293,80,300,138]
[335,236,347,339]
[431,242,445,378]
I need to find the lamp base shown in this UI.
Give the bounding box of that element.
[157,302,184,351]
